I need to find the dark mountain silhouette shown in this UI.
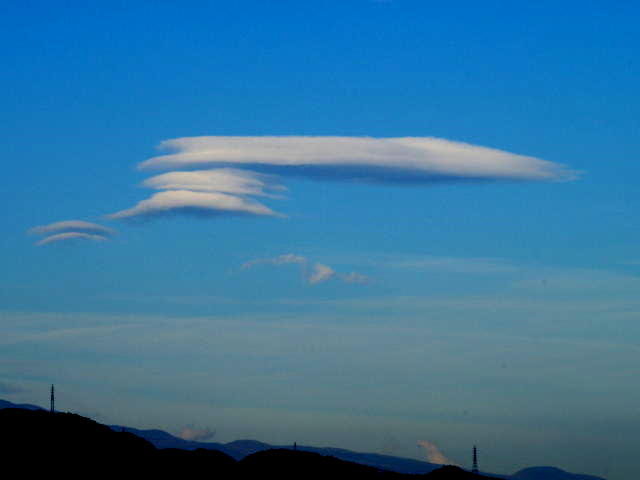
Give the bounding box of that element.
[109,426,442,474]
[0,407,235,478]
[427,465,505,479]
[0,398,605,480]
[108,426,604,480]
[0,407,491,480]
[238,448,407,479]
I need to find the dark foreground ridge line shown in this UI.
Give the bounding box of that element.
[0,398,605,480]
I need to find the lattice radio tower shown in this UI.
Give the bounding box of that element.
[50,384,55,413]
[472,445,479,474]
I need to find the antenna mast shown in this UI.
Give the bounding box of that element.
[472,445,478,474]
[50,384,55,413]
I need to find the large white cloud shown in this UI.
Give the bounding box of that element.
[108,190,280,220]
[138,136,576,183]
[105,135,577,223]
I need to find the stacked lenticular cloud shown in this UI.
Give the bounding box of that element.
[28,136,578,239]
[108,168,285,220]
[106,135,576,221]
[29,220,115,246]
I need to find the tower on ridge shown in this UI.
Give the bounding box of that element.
[472,445,478,474]
[50,384,55,413]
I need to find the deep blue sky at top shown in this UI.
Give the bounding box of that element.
[3,0,638,310]
[1,2,639,478]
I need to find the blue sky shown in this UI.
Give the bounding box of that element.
[1,1,639,478]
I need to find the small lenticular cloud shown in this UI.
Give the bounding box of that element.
[29,220,115,237]
[36,232,109,246]
[29,220,115,246]
[108,190,281,220]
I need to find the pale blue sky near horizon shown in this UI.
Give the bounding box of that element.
[1,1,639,479]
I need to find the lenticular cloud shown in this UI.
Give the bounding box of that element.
[29,220,115,246]
[142,168,285,197]
[107,135,576,222]
[139,136,576,183]
[108,190,280,220]
[29,220,115,237]
[36,232,109,246]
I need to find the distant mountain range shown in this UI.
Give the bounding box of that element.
[0,398,605,480]
[0,399,43,410]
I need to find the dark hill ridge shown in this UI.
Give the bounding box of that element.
[0,398,605,480]
[110,426,442,475]
[0,407,488,480]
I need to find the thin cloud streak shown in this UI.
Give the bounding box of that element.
[388,256,517,274]
[242,254,369,285]
[241,253,308,269]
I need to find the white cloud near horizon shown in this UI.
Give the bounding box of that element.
[177,426,216,442]
[242,254,369,285]
[139,136,576,183]
[417,440,457,465]
[35,232,109,246]
[108,190,281,220]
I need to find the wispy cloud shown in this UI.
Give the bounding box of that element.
[28,220,115,246]
[241,253,308,269]
[242,253,369,285]
[387,256,517,274]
